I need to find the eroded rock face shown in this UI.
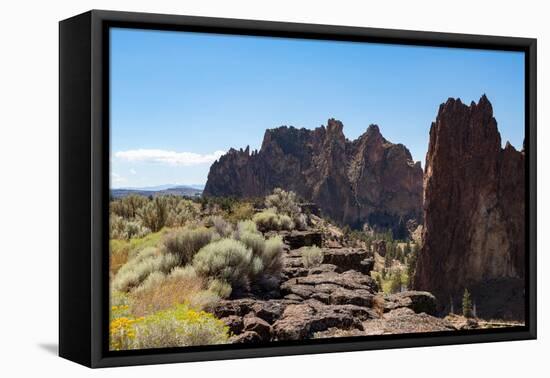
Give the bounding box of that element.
[414,96,525,319]
[204,120,423,233]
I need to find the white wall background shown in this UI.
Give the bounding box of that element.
[0,0,546,376]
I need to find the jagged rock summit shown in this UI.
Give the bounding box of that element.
[414,95,525,319]
[204,119,423,235]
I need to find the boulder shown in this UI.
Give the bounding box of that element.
[282,230,323,249]
[243,315,272,341]
[322,248,373,274]
[384,291,437,315]
[308,264,338,275]
[220,315,244,335]
[271,300,373,341]
[231,331,263,343]
[213,299,257,318]
[214,299,297,325]
[445,314,480,330]
[251,300,294,324]
[330,288,374,307]
[360,258,375,274]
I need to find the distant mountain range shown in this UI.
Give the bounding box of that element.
[111,184,203,199]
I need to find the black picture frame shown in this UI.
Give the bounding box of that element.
[59,9,537,368]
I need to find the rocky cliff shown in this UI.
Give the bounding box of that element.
[413,96,525,319]
[204,120,423,235]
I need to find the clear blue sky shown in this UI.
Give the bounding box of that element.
[110,27,525,188]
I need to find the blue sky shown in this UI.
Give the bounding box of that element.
[110,28,525,188]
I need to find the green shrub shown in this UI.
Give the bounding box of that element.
[170,265,198,281]
[166,199,200,227]
[236,220,259,235]
[265,188,300,216]
[163,227,214,265]
[253,208,280,232]
[207,279,232,299]
[110,214,126,239]
[138,197,170,232]
[212,216,234,237]
[192,238,253,290]
[238,231,266,256]
[293,213,308,231]
[228,202,255,223]
[265,188,307,230]
[112,247,179,292]
[110,195,149,219]
[253,207,296,232]
[187,290,220,312]
[110,215,151,240]
[124,220,151,239]
[301,246,323,268]
[132,271,166,295]
[278,214,294,231]
[260,235,284,276]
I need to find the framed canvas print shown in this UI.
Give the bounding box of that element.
[59,10,537,368]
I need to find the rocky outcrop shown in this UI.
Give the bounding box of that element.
[243,314,272,341]
[204,120,423,235]
[322,248,374,274]
[271,299,377,340]
[215,243,455,343]
[362,309,456,335]
[280,230,323,249]
[383,291,437,316]
[281,245,374,280]
[414,96,525,320]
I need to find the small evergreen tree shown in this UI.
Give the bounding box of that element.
[404,242,411,256]
[462,288,473,318]
[385,241,394,263]
[406,246,418,279]
[375,274,383,292]
[390,271,403,293]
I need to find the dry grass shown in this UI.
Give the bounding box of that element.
[129,271,205,317]
[372,294,386,317]
[110,248,129,276]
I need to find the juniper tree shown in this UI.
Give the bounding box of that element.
[406,245,418,279]
[462,288,473,318]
